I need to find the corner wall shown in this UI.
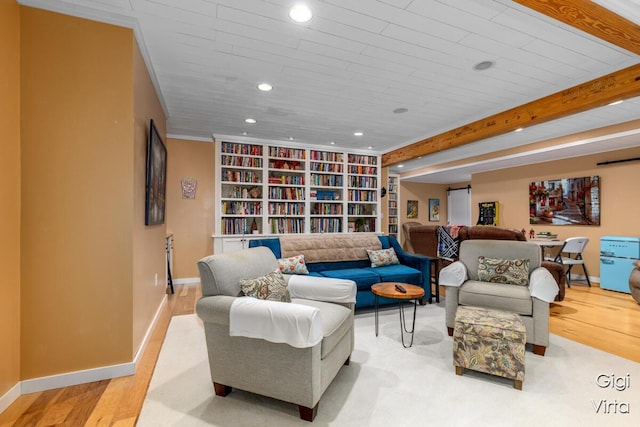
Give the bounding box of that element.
[473,145,640,280]
[20,7,136,378]
[132,40,167,354]
[166,138,215,278]
[0,0,21,400]
[398,181,449,248]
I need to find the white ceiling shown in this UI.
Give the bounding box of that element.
[20,0,640,183]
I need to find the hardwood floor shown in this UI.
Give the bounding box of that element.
[0,284,202,427]
[0,281,638,426]
[550,282,640,363]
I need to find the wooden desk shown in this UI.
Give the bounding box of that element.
[530,239,564,260]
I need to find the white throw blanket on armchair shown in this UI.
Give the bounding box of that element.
[229,297,323,348]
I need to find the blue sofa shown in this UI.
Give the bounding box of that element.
[249,234,432,309]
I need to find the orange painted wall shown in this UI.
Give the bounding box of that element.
[132,41,168,353]
[398,181,449,248]
[19,7,164,378]
[473,145,640,281]
[166,138,215,278]
[0,0,21,398]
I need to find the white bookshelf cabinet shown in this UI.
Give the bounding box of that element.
[214,139,381,253]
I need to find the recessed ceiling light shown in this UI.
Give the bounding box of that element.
[289,4,312,23]
[398,164,404,168]
[367,146,373,149]
[393,107,408,114]
[288,137,294,141]
[514,127,523,132]
[608,100,624,106]
[242,131,248,136]
[473,61,494,71]
[330,141,335,145]
[354,131,364,136]
[257,82,273,92]
[245,118,256,124]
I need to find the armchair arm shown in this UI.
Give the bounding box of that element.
[529,267,559,303]
[196,295,236,325]
[439,261,468,287]
[286,275,356,304]
[229,297,323,348]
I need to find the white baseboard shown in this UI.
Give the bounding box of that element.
[133,294,168,364]
[0,382,21,414]
[15,295,168,397]
[567,274,599,284]
[173,277,199,285]
[20,362,136,395]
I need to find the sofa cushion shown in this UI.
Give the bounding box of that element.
[294,298,352,359]
[239,270,291,302]
[280,234,381,262]
[459,240,541,281]
[367,248,400,267]
[477,256,530,286]
[459,280,532,315]
[307,259,371,273]
[278,254,309,275]
[363,264,421,285]
[319,268,380,290]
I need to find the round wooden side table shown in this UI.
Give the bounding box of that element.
[371,282,425,348]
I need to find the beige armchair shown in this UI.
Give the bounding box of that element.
[440,240,559,356]
[196,247,356,421]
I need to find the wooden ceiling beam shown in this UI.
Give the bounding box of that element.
[513,0,640,55]
[382,0,640,168]
[382,63,640,168]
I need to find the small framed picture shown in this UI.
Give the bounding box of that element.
[429,198,440,222]
[407,200,418,218]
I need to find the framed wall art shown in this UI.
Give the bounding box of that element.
[407,200,418,218]
[477,201,498,226]
[144,119,167,225]
[529,176,600,225]
[429,198,440,222]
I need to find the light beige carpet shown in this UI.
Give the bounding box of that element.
[139,304,639,426]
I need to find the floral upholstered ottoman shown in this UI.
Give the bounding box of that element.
[453,306,526,390]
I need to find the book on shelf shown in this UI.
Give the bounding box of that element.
[316,190,336,201]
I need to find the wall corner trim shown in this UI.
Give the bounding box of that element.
[172,277,200,285]
[17,295,168,396]
[0,382,21,414]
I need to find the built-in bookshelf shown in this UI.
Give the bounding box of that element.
[309,149,344,233]
[219,142,264,235]
[347,154,378,233]
[387,174,399,238]
[214,140,381,250]
[267,145,306,234]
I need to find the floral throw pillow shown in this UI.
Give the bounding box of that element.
[239,270,291,302]
[278,254,309,275]
[367,248,400,268]
[477,257,530,286]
